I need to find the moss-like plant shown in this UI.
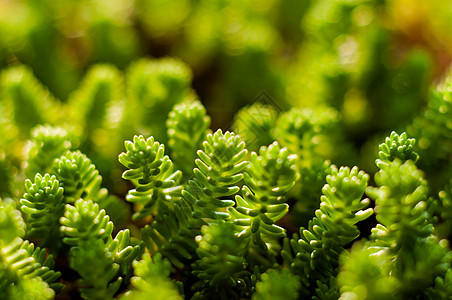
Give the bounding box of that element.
[119,135,182,220]
[338,132,452,299]
[1,55,452,300]
[282,165,372,298]
[167,99,211,179]
[20,173,65,248]
[60,199,141,299]
[192,222,247,297]
[124,58,194,143]
[0,200,61,299]
[232,103,279,152]
[252,268,301,300]
[121,253,182,300]
[0,65,60,138]
[24,125,73,180]
[53,150,107,204]
[183,129,248,222]
[230,142,299,252]
[66,65,123,151]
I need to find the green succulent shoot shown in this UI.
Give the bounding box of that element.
[119,135,182,219]
[230,142,299,252]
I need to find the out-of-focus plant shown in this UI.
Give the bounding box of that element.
[338,131,451,299]
[409,68,452,193]
[1,0,451,170]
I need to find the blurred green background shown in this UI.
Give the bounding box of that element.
[2,0,451,120]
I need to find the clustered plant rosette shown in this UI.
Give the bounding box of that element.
[2,124,450,299]
[0,55,452,299]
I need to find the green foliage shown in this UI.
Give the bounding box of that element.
[124,58,193,143]
[364,158,450,298]
[437,180,452,239]
[192,222,247,295]
[409,69,452,193]
[370,132,432,252]
[183,129,247,221]
[2,0,452,298]
[282,165,372,297]
[230,142,299,252]
[376,131,419,168]
[273,107,344,227]
[67,65,123,153]
[252,268,301,300]
[1,41,452,298]
[121,253,182,300]
[429,268,452,299]
[1,235,62,297]
[411,69,452,159]
[14,240,62,291]
[338,241,398,300]
[69,238,122,300]
[61,199,141,299]
[340,232,452,299]
[68,65,121,132]
[24,125,73,180]
[0,201,59,298]
[291,160,332,227]
[368,160,433,250]
[0,199,25,244]
[97,194,130,229]
[108,229,143,280]
[400,236,452,297]
[290,0,431,138]
[0,153,15,198]
[46,145,129,229]
[338,132,452,299]
[8,277,55,300]
[1,101,452,299]
[60,199,114,246]
[140,201,195,268]
[53,150,107,204]
[0,65,59,138]
[274,107,341,167]
[20,173,65,247]
[232,103,279,152]
[119,135,182,219]
[140,129,248,269]
[167,99,211,179]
